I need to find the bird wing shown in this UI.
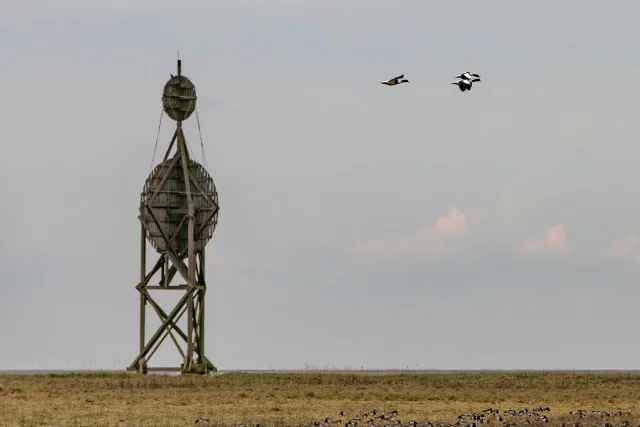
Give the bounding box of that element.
[385,74,403,83]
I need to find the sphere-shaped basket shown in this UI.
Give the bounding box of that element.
[140,156,218,254]
[162,75,197,122]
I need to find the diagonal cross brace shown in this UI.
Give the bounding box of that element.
[162,216,218,285]
[129,286,193,369]
[141,207,190,284]
[140,288,189,343]
[144,303,189,363]
[136,254,164,290]
[186,169,218,209]
[145,131,180,207]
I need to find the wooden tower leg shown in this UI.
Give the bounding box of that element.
[198,248,206,366]
[139,222,147,374]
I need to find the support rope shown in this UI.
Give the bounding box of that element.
[148,106,164,177]
[195,106,209,171]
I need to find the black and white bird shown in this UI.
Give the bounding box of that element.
[381,74,409,86]
[451,77,481,92]
[454,71,481,81]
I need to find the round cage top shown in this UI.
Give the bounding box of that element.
[140,156,219,255]
[162,75,197,122]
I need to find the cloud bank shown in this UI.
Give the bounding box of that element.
[604,233,640,264]
[519,224,569,255]
[351,207,469,261]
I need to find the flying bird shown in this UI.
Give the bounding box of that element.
[451,78,481,92]
[381,74,409,86]
[454,71,481,81]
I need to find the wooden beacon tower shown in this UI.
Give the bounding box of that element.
[128,59,219,375]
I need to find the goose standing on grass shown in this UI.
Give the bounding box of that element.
[451,77,481,92]
[381,74,409,86]
[454,71,481,81]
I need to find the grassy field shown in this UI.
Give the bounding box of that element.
[1,371,640,427]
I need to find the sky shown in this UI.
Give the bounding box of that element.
[2,0,640,371]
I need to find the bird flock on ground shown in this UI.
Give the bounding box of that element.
[380,71,482,92]
[194,407,635,426]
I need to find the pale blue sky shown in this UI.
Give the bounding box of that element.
[2,0,640,371]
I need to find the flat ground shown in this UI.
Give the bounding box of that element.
[1,371,640,427]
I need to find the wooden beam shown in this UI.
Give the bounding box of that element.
[128,287,193,370]
[146,285,188,290]
[161,127,179,163]
[145,367,183,372]
[187,170,218,209]
[145,142,180,206]
[143,290,189,343]
[177,125,197,372]
[145,303,188,363]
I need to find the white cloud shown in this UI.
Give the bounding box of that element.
[350,207,469,262]
[430,207,468,237]
[603,233,640,263]
[519,224,569,255]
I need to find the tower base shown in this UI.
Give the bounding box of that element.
[126,362,216,375]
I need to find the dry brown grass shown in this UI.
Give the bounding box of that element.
[1,371,640,427]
